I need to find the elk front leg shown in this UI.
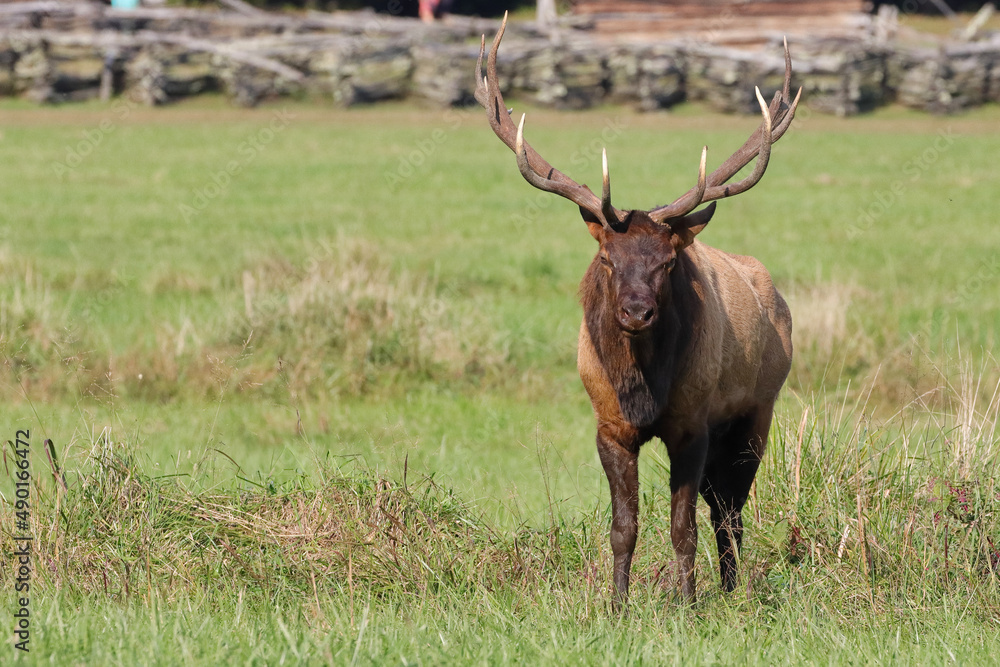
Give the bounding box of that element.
[596,425,640,612]
[668,432,708,602]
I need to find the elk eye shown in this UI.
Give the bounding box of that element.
[600,255,613,270]
[662,258,676,272]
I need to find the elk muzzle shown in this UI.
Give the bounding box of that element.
[617,294,658,335]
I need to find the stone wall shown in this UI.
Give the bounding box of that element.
[1,3,999,114]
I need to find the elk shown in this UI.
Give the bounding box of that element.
[475,15,799,606]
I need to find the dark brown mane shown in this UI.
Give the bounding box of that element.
[581,244,702,428]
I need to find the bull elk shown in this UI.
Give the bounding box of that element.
[475,15,799,606]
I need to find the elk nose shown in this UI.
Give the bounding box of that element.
[619,300,656,331]
[624,304,654,321]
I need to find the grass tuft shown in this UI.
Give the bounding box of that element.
[229,236,509,397]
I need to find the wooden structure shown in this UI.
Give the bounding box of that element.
[2,2,998,113]
[571,0,872,45]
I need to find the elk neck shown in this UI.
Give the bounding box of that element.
[581,250,701,429]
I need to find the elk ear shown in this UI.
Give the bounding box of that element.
[670,202,716,250]
[580,206,605,241]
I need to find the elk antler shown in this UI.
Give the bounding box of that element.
[648,38,802,224]
[475,12,625,229]
[476,16,801,230]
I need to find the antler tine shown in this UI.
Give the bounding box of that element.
[601,149,616,229]
[701,87,773,200]
[474,35,486,105]
[782,36,792,101]
[767,38,801,144]
[648,146,708,224]
[475,12,623,227]
[771,84,802,142]
[515,113,558,193]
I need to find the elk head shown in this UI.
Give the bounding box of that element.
[475,14,801,338]
[586,208,713,336]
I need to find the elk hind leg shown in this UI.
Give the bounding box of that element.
[701,402,774,591]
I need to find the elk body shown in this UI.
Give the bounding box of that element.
[476,15,799,605]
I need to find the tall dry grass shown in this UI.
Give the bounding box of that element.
[231,237,508,396]
[1,238,511,403]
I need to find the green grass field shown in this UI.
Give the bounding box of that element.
[1,95,999,663]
